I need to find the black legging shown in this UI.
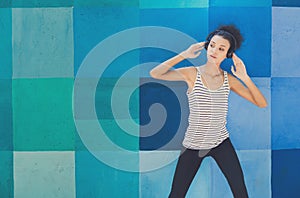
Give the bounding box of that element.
[169,138,249,198]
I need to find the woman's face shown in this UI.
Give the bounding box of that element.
[207,35,230,65]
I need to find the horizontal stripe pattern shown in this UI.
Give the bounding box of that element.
[183,67,230,149]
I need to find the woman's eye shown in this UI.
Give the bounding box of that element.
[219,48,225,51]
[210,44,214,47]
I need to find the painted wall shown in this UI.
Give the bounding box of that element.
[0,0,299,197]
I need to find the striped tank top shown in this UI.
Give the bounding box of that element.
[182,67,230,149]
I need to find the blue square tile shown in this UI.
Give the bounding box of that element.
[209,7,271,77]
[0,151,13,198]
[140,8,208,42]
[272,149,300,198]
[12,0,73,7]
[75,151,139,198]
[0,79,12,151]
[273,0,300,7]
[227,78,271,150]
[271,77,300,149]
[74,7,139,77]
[0,1,11,7]
[12,8,74,78]
[140,151,212,198]
[210,0,271,7]
[272,7,300,77]
[0,8,12,79]
[139,78,189,150]
[211,150,271,198]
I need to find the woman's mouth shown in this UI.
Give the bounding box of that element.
[210,55,217,59]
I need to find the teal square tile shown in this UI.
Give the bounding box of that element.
[14,152,75,198]
[12,8,73,78]
[139,0,208,8]
[74,0,138,7]
[0,8,12,79]
[76,151,139,197]
[0,151,13,198]
[140,151,212,197]
[0,0,11,7]
[12,0,73,7]
[73,77,139,120]
[13,78,75,151]
[0,79,13,151]
[75,119,139,152]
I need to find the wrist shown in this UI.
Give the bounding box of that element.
[179,51,188,59]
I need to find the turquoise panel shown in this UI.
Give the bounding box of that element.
[12,8,73,78]
[76,151,139,198]
[210,0,271,7]
[0,8,12,79]
[0,151,13,198]
[227,78,271,150]
[211,150,271,198]
[74,0,138,7]
[13,78,75,151]
[0,79,12,151]
[140,151,212,197]
[139,0,208,8]
[12,0,73,7]
[14,152,75,198]
[272,7,300,77]
[74,7,139,77]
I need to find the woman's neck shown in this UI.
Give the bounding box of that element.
[203,61,223,76]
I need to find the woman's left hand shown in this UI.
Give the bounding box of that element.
[231,53,249,80]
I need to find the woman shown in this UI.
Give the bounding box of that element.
[150,25,267,198]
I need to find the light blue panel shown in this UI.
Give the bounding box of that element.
[76,151,139,198]
[272,7,300,77]
[74,7,139,77]
[139,0,208,8]
[227,78,271,150]
[271,78,300,149]
[14,152,75,198]
[209,7,271,77]
[210,0,271,7]
[0,151,13,197]
[140,151,211,198]
[211,150,271,198]
[0,8,12,79]
[12,8,73,78]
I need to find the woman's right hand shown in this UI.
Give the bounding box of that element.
[180,42,205,59]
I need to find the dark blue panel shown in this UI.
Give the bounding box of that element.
[273,0,300,7]
[209,7,271,77]
[139,78,189,150]
[74,7,139,77]
[140,8,209,43]
[272,149,300,198]
[0,79,12,151]
[271,78,300,149]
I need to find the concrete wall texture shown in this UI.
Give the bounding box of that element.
[0,0,300,197]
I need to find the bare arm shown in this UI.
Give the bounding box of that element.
[150,42,205,81]
[229,53,268,108]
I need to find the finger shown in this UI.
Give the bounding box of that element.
[231,66,236,75]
